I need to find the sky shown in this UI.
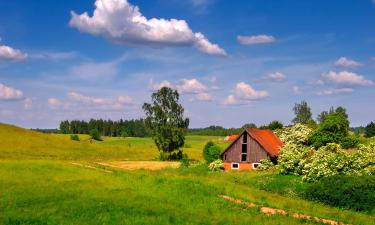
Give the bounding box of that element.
[0,0,374,129]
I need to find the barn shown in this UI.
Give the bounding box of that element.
[221,128,283,171]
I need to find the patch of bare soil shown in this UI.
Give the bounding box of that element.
[96,161,180,171]
[220,195,351,225]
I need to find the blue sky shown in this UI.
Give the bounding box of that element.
[0,0,374,128]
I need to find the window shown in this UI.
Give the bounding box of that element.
[242,144,247,153]
[252,163,260,169]
[243,133,247,143]
[241,154,247,162]
[241,142,247,162]
[231,163,239,169]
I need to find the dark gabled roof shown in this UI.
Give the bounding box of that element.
[221,128,283,157]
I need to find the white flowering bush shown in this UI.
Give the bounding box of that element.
[302,143,375,182]
[208,159,224,171]
[276,124,313,175]
[257,158,275,171]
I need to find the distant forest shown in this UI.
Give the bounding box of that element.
[47,119,368,137]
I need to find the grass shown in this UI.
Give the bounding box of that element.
[0,123,227,161]
[0,123,374,224]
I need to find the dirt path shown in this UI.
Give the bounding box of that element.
[220,195,351,225]
[96,161,180,171]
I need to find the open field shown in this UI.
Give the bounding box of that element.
[0,123,374,224]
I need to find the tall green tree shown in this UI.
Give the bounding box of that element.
[292,101,313,124]
[143,87,189,160]
[365,122,375,137]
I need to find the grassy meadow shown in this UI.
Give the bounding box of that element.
[1,123,374,225]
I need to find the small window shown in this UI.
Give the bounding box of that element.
[231,163,239,169]
[252,163,260,169]
[243,134,247,143]
[241,154,247,162]
[242,144,247,153]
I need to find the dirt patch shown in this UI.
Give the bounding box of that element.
[96,161,180,171]
[71,162,113,173]
[220,195,351,225]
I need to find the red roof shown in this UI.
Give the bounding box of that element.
[247,128,283,156]
[225,134,238,142]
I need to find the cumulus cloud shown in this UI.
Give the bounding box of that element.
[316,88,353,96]
[149,80,173,91]
[0,44,27,61]
[265,72,286,82]
[48,98,61,108]
[176,79,207,94]
[69,0,226,55]
[233,82,268,100]
[237,35,275,45]
[0,83,24,100]
[222,95,238,105]
[195,92,212,101]
[335,57,362,68]
[322,71,373,87]
[223,82,268,105]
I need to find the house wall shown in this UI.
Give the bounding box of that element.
[222,132,269,171]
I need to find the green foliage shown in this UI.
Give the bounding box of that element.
[365,122,375,137]
[241,123,257,129]
[203,141,222,163]
[143,87,189,160]
[89,129,102,141]
[260,120,283,130]
[180,154,190,168]
[208,159,224,171]
[308,111,350,149]
[59,119,148,137]
[341,135,360,149]
[188,125,243,136]
[292,101,313,124]
[70,134,80,141]
[303,175,375,212]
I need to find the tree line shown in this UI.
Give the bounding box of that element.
[59,119,148,137]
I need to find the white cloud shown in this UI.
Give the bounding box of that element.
[0,83,24,100]
[48,98,61,108]
[69,0,226,56]
[335,57,362,68]
[176,79,207,94]
[237,35,275,45]
[222,95,238,105]
[233,82,268,100]
[0,44,27,61]
[24,98,33,109]
[67,92,132,107]
[309,79,325,85]
[265,72,286,82]
[195,92,212,101]
[316,88,353,96]
[293,86,300,95]
[149,80,173,91]
[322,71,373,87]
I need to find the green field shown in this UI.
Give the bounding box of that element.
[0,123,374,225]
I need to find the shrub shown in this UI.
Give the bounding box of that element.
[89,129,102,141]
[208,159,224,171]
[159,150,183,161]
[203,141,222,163]
[365,121,375,137]
[180,154,190,168]
[70,134,80,141]
[340,135,359,149]
[303,175,375,212]
[257,158,275,171]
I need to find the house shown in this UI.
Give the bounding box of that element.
[224,134,238,142]
[221,128,283,171]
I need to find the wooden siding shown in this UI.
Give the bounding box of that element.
[223,132,268,163]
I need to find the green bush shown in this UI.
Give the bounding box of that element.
[303,175,375,212]
[89,129,102,141]
[341,135,360,149]
[257,158,276,171]
[70,134,80,141]
[203,141,222,163]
